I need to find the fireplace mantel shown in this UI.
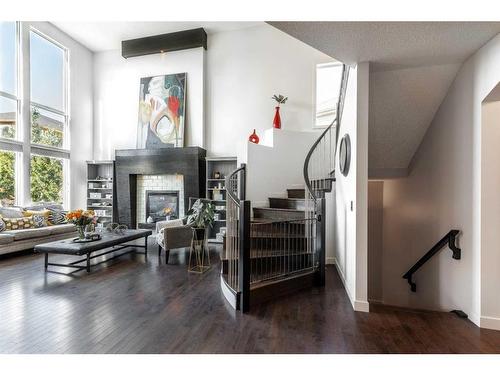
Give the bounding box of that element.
[115,147,206,228]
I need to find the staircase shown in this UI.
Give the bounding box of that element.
[221,64,350,312]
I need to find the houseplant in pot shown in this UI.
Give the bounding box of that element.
[185,199,215,240]
[66,209,97,240]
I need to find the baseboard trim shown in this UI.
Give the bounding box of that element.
[333,262,368,312]
[354,300,370,312]
[480,315,500,331]
[326,257,336,265]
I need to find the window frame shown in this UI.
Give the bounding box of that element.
[0,22,71,208]
[29,27,70,152]
[312,61,343,129]
[0,21,22,143]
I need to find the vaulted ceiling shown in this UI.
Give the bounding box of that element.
[268,22,500,177]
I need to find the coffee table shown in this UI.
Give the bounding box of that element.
[34,229,152,273]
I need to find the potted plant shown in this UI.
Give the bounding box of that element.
[272,94,288,129]
[66,209,97,240]
[185,199,215,240]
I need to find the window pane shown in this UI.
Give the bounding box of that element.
[0,150,16,206]
[0,22,17,96]
[30,31,64,111]
[31,106,64,148]
[0,96,16,139]
[30,155,63,204]
[315,64,343,127]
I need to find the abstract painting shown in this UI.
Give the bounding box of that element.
[137,73,186,149]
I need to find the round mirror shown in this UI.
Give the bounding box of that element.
[339,134,351,177]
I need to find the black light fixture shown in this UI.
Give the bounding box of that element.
[122,28,207,59]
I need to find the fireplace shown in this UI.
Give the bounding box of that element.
[114,147,206,229]
[145,190,179,222]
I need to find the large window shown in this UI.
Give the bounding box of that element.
[0,22,70,208]
[314,63,343,128]
[0,22,18,140]
[0,150,16,206]
[30,30,68,149]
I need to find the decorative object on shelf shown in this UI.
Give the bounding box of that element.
[248,129,260,144]
[272,94,288,129]
[214,213,220,221]
[90,192,102,199]
[105,194,113,199]
[147,215,154,224]
[339,134,351,177]
[106,223,128,235]
[213,171,221,179]
[66,209,97,240]
[212,187,224,201]
[137,73,187,149]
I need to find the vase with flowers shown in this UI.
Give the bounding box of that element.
[272,94,288,129]
[66,209,97,240]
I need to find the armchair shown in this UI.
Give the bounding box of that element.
[156,219,193,264]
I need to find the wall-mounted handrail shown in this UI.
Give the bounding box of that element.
[402,230,461,292]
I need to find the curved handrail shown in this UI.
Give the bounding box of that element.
[303,119,337,202]
[303,64,349,201]
[226,164,246,206]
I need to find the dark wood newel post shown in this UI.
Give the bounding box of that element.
[239,200,251,312]
[316,198,326,287]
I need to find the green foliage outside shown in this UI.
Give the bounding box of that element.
[31,108,63,148]
[30,155,63,203]
[0,151,15,206]
[30,108,64,203]
[1,124,15,139]
[0,109,64,206]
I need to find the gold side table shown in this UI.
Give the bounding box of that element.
[188,228,211,273]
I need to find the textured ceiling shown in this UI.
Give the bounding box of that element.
[52,22,263,52]
[269,22,500,176]
[369,63,461,172]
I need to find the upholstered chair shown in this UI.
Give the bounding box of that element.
[156,219,193,264]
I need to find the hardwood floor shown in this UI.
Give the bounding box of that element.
[1,240,500,354]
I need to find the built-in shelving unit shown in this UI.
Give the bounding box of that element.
[86,161,115,227]
[205,157,237,243]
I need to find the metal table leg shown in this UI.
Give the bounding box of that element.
[86,253,91,273]
[44,253,48,270]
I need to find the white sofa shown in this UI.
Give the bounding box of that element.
[0,205,76,256]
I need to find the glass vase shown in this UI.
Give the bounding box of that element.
[76,225,85,240]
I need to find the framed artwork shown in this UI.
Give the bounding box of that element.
[137,73,186,149]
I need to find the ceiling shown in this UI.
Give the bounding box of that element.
[269,22,500,176]
[52,22,263,52]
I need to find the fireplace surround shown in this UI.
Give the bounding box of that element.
[115,147,206,229]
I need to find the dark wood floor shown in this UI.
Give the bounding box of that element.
[1,239,500,354]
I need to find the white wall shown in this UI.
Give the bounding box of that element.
[333,63,369,312]
[244,128,317,206]
[93,47,205,160]
[27,22,94,210]
[379,33,500,329]
[480,98,500,329]
[92,24,331,161]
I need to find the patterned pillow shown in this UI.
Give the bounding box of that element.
[3,216,34,230]
[47,208,67,225]
[0,218,5,233]
[32,214,47,228]
[23,209,51,226]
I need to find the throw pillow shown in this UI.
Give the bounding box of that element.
[3,216,35,230]
[0,218,5,233]
[0,206,24,218]
[32,214,47,228]
[47,208,67,225]
[23,209,51,226]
